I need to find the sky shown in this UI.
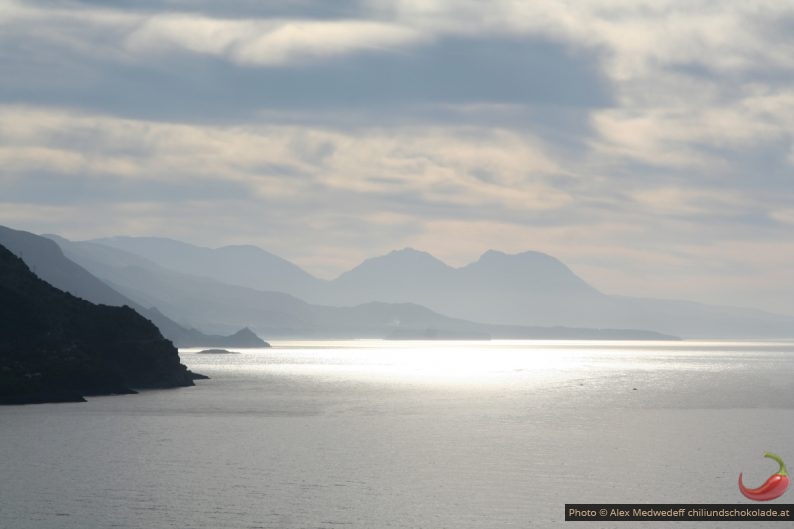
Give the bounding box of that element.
[1,0,793,316]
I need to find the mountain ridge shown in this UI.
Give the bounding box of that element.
[79,235,794,338]
[0,227,269,348]
[92,235,321,299]
[41,231,675,340]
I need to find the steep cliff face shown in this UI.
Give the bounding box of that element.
[0,243,203,405]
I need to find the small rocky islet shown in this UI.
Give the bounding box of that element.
[196,348,239,355]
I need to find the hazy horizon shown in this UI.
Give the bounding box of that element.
[2,1,793,316]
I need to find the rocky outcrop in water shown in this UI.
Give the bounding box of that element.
[196,349,238,355]
[0,243,205,405]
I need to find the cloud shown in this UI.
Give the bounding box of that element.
[0,105,568,213]
[770,209,794,226]
[21,0,368,20]
[628,187,741,217]
[125,15,423,66]
[0,0,612,123]
[1,103,787,245]
[2,0,794,315]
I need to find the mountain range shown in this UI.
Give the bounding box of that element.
[30,230,665,340]
[84,235,794,339]
[3,223,788,340]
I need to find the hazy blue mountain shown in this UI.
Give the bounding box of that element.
[60,251,314,335]
[79,235,794,338]
[328,247,794,337]
[53,241,444,338]
[46,234,164,273]
[0,226,268,348]
[49,233,673,340]
[329,248,455,305]
[458,249,597,296]
[323,248,604,326]
[91,236,322,298]
[1,227,132,308]
[80,238,605,326]
[336,248,453,285]
[0,242,202,404]
[333,248,596,301]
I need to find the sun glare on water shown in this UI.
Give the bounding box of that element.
[182,339,698,387]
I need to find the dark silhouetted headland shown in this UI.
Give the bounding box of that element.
[0,243,205,405]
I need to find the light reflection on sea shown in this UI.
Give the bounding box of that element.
[1,340,794,529]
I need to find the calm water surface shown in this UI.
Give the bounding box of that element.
[2,340,794,528]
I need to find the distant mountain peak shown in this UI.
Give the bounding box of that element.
[478,249,557,262]
[335,247,451,283]
[393,246,421,253]
[479,249,506,260]
[223,327,269,347]
[474,249,578,274]
[386,247,440,260]
[359,247,450,268]
[218,244,264,252]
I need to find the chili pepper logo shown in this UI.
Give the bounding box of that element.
[738,452,790,501]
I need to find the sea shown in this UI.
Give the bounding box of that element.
[2,339,794,529]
